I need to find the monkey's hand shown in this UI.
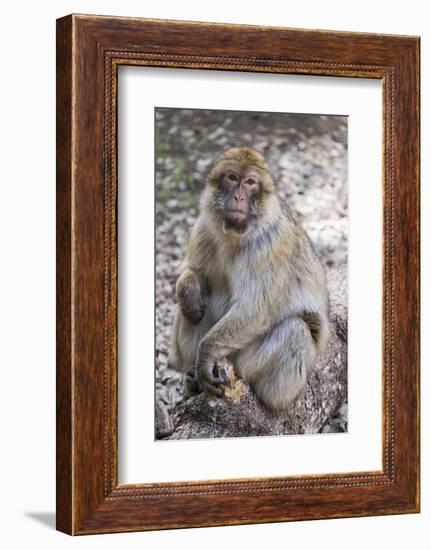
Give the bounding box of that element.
[180,299,207,326]
[176,269,207,325]
[195,356,228,398]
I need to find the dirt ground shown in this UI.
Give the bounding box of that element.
[155,108,348,437]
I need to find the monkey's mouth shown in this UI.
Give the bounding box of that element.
[225,209,248,221]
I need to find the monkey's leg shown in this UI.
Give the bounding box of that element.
[170,310,218,396]
[167,308,184,372]
[235,317,317,412]
[168,305,213,374]
[167,315,200,396]
[176,268,207,325]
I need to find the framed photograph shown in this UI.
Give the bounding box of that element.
[56,14,420,534]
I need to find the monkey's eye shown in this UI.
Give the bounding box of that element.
[245,178,256,186]
[227,173,238,182]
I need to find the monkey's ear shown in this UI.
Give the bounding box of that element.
[261,173,275,194]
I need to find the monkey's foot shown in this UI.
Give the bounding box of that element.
[195,360,234,398]
[183,369,201,397]
[195,361,227,398]
[184,359,234,397]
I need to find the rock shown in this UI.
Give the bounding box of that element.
[155,401,174,438]
[167,263,348,440]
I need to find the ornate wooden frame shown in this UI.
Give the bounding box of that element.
[56,14,420,535]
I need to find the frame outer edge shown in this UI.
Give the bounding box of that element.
[393,38,420,511]
[57,14,421,534]
[56,14,74,535]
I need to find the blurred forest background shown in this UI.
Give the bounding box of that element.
[155,108,348,438]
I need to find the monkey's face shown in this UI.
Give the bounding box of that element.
[206,148,275,236]
[220,168,261,234]
[208,165,263,235]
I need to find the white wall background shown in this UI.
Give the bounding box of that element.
[0,1,427,548]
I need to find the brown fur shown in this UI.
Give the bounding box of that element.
[169,147,329,412]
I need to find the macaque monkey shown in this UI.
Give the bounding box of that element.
[168,147,329,412]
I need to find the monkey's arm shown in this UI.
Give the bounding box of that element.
[176,268,207,325]
[195,300,272,396]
